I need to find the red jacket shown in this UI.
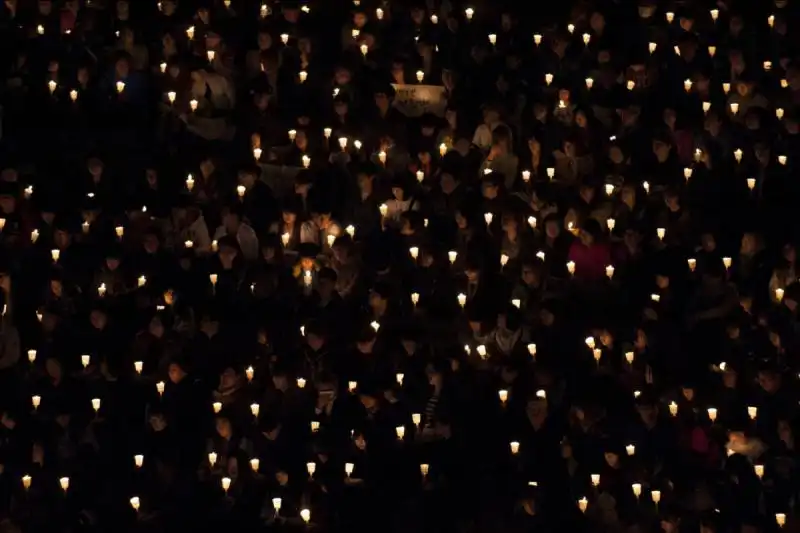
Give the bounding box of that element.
[568,241,611,281]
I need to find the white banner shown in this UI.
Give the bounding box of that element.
[391,84,447,117]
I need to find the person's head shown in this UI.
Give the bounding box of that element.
[256,31,272,51]
[357,171,374,192]
[358,392,377,411]
[149,316,164,338]
[391,183,407,201]
[0,193,14,214]
[46,276,64,299]
[440,173,457,193]
[740,232,760,254]
[544,215,561,239]
[590,11,605,31]
[492,125,512,153]
[652,139,671,162]
[482,175,501,199]
[465,262,481,282]
[168,361,187,383]
[736,80,751,97]
[353,10,367,27]
[238,165,259,188]
[699,232,716,252]
[369,284,389,312]
[483,106,500,125]
[521,261,541,286]
[784,243,796,263]
[757,368,780,393]
[294,171,313,195]
[745,110,761,130]
[220,367,239,390]
[90,308,107,330]
[334,66,351,86]
[312,209,332,229]
[356,328,377,353]
[353,432,367,450]
[149,411,167,432]
[254,91,269,110]
[143,231,160,254]
[317,268,337,298]
[664,189,681,210]
[46,358,62,381]
[603,449,620,467]
[215,416,233,438]
[224,208,243,232]
[306,326,326,351]
[114,55,130,79]
[282,205,297,225]
[426,363,443,389]
[454,209,469,229]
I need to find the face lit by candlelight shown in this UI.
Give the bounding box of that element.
[603,451,620,467]
[215,417,233,439]
[334,67,351,86]
[353,12,367,27]
[89,309,107,330]
[168,362,186,384]
[354,434,367,450]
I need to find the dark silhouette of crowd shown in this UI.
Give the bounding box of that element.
[0,0,800,532]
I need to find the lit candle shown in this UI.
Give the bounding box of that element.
[498,389,508,404]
